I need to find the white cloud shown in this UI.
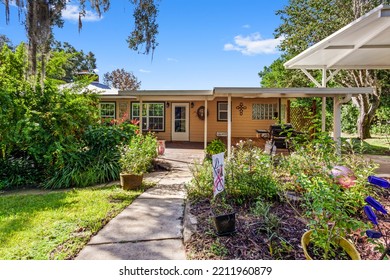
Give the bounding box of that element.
[139,69,151,73]
[62,4,102,22]
[167,57,179,62]
[242,24,251,29]
[224,32,284,56]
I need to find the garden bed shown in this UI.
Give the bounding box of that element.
[185,180,390,260]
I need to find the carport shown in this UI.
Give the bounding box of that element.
[284,4,390,150]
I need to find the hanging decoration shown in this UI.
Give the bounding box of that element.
[236,102,247,116]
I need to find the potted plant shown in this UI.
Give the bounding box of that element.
[119,133,158,190]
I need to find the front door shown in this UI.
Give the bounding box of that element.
[172,103,189,141]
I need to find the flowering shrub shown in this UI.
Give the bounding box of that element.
[119,132,158,175]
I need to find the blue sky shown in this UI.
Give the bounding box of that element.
[0,0,288,89]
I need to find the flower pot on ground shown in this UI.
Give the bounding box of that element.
[119,132,158,190]
[212,211,236,236]
[120,173,143,190]
[301,230,361,260]
[210,196,236,236]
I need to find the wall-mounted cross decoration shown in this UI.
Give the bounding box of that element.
[236,102,247,116]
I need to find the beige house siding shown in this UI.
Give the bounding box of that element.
[100,97,281,142]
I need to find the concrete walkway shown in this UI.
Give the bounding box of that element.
[365,154,390,176]
[75,142,204,260]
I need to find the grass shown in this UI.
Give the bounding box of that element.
[341,134,390,155]
[0,185,146,260]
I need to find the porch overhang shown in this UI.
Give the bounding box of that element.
[213,87,373,98]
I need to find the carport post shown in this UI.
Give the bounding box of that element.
[321,68,327,132]
[139,97,143,132]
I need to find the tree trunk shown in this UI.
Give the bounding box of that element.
[355,86,381,139]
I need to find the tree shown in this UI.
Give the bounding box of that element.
[260,0,390,139]
[50,41,97,82]
[1,0,159,78]
[103,68,141,90]
[0,34,13,49]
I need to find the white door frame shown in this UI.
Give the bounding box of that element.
[172,103,190,141]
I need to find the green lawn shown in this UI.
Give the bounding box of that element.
[342,135,390,155]
[0,185,144,260]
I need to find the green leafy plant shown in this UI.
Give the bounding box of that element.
[188,139,279,204]
[206,139,226,156]
[119,132,158,175]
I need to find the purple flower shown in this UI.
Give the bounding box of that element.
[364,205,378,225]
[366,230,382,239]
[365,196,388,215]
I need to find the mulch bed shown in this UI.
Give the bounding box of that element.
[185,180,390,260]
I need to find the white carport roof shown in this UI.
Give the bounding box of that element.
[284,4,390,70]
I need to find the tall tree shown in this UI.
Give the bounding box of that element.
[1,0,158,79]
[51,41,97,82]
[103,68,141,90]
[260,0,390,139]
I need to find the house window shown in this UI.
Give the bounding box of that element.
[252,103,277,120]
[100,102,116,118]
[131,102,165,131]
[217,102,228,121]
[119,102,128,119]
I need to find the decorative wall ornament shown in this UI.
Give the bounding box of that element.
[196,106,209,120]
[236,102,247,116]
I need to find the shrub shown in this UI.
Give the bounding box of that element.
[119,132,158,175]
[0,156,41,190]
[187,140,280,204]
[44,123,138,189]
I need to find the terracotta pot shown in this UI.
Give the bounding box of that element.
[157,140,166,155]
[120,173,143,190]
[301,230,361,260]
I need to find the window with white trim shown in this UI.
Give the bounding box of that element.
[131,102,165,131]
[252,103,277,120]
[217,102,228,121]
[100,102,116,118]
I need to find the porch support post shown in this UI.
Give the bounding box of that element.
[321,67,327,132]
[204,98,208,150]
[227,94,232,158]
[333,94,352,155]
[139,97,143,133]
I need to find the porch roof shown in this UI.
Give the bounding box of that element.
[213,87,373,98]
[101,87,372,100]
[284,4,390,70]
